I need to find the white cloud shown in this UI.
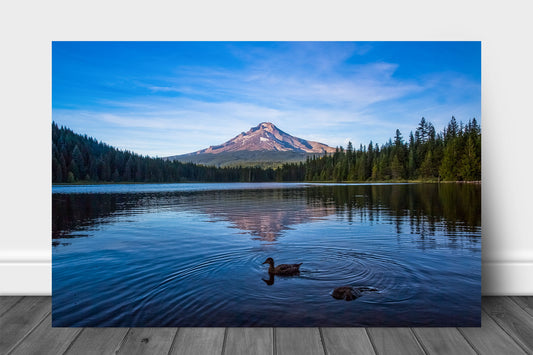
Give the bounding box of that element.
[53,44,480,157]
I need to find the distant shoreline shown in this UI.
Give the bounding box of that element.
[52,180,481,186]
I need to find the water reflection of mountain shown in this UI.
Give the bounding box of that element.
[52,183,481,245]
[53,189,336,242]
[185,189,335,241]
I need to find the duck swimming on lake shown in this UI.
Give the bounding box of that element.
[262,257,302,276]
[331,286,378,301]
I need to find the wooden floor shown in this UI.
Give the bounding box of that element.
[1,297,532,354]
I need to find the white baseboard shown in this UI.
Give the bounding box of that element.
[0,260,531,295]
[0,262,51,295]
[481,261,533,295]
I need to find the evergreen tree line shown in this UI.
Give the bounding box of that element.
[303,116,481,182]
[52,123,276,183]
[52,116,480,184]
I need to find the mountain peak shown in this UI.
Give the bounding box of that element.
[258,121,275,128]
[250,122,278,134]
[176,122,336,157]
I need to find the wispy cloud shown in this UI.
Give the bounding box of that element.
[52,42,480,156]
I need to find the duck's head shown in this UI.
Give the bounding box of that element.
[262,257,274,266]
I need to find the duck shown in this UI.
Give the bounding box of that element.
[331,286,378,301]
[331,286,362,301]
[262,257,302,276]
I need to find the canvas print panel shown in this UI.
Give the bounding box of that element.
[52,41,481,327]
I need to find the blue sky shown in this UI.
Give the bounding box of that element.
[52,42,480,157]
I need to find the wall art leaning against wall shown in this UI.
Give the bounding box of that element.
[52,41,481,327]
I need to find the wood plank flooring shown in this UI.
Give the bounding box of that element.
[0,297,531,354]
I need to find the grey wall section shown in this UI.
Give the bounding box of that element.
[0,1,532,295]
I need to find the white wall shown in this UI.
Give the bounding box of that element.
[0,0,532,295]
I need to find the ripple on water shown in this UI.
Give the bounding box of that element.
[125,245,421,325]
[52,183,481,326]
[130,249,268,324]
[296,247,420,304]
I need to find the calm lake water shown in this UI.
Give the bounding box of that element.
[52,182,481,327]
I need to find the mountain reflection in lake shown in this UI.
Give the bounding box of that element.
[52,183,481,327]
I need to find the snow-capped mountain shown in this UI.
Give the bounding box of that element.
[166,122,336,167]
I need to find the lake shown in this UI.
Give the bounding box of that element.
[52,182,481,327]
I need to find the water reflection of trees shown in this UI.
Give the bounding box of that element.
[53,194,126,239]
[53,189,336,243]
[53,183,480,246]
[52,192,171,241]
[305,183,481,241]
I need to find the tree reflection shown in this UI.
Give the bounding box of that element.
[53,183,481,246]
[305,183,480,232]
